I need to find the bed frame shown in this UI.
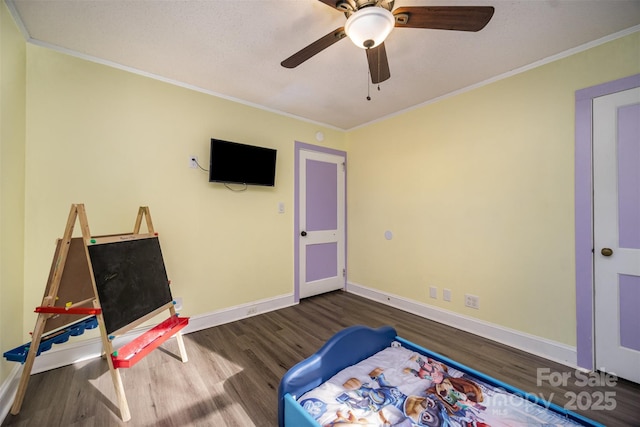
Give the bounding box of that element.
[277,325,603,427]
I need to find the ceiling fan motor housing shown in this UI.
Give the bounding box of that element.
[336,0,395,16]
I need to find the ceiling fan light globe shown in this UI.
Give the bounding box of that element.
[344,7,395,49]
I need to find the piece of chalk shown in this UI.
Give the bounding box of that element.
[113,351,118,357]
[108,335,115,340]
[90,239,96,244]
[65,302,72,307]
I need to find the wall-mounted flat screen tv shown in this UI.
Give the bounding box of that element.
[209,138,277,187]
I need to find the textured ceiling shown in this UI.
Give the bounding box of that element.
[6,0,640,130]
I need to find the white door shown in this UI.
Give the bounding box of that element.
[593,86,640,383]
[298,148,346,299]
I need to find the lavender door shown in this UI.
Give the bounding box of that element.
[297,146,346,299]
[593,86,640,383]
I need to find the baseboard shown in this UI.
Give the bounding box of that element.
[0,293,296,420]
[183,293,296,334]
[0,364,21,423]
[346,281,578,367]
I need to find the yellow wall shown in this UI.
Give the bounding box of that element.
[21,45,345,334]
[0,1,26,384]
[346,32,640,346]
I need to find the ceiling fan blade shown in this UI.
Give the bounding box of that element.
[281,27,346,68]
[366,43,390,84]
[393,6,495,32]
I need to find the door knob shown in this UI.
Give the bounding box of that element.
[301,231,307,237]
[601,248,613,257]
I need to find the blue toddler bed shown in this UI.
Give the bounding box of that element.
[278,325,602,427]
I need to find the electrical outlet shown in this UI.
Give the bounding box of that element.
[189,155,198,169]
[443,289,452,302]
[429,286,437,299]
[464,294,480,309]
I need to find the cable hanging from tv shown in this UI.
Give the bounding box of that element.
[193,158,208,172]
[223,183,248,192]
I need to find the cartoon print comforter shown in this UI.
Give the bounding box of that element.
[297,343,585,427]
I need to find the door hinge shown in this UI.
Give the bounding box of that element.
[342,162,346,172]
[342,268,346,277]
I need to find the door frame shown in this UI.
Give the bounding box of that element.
[574,73,640,370]
[294,141,347,303]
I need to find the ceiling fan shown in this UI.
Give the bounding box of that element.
[281,0,495,84]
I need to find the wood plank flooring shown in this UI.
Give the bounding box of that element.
[3,290,639,426]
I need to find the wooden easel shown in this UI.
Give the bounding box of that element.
[10,204,189,422]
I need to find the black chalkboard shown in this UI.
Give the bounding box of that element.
[88,236,172,335]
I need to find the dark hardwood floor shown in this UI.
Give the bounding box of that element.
[3,290,639,426]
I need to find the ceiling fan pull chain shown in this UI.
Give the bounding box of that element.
[366,54,372,101]
[377,46,381,93]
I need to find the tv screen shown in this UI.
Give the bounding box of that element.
[209,138,277,186]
